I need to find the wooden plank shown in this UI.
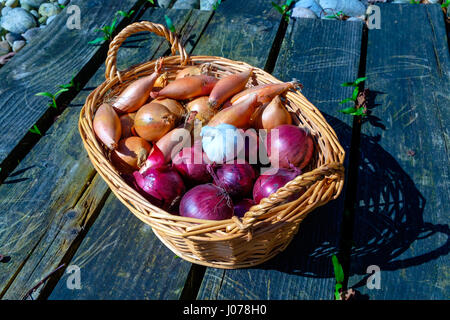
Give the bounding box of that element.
[348,4,450,299]
[45,9,214,300]
[0,7,211,300]
[191,0,281,69]
[197,17,363,299]
[0,0,143,170]
[48,193,192,300]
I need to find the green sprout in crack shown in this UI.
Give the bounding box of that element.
[271,0,294,23]
[59,74,80,91]
[212,0,222,11]
[35,88,69,109]
[88,16,119,45]
[164,15,176,33]
[116,9,135,18]
[324,10,349,20]
[147,0,155,4]
[29,125,42,136]
[331,254,345,300]
[339,77,367,116]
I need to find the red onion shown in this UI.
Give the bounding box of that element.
[172,140,211,185]
[253,168,303,204]
[266,124,314,169]
[179,184,233,220]
[133,144,185,212]
[233,198,255,218]
[139,144,166,175]
[214,162,256,199]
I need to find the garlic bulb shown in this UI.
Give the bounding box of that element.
[200,124,244,164]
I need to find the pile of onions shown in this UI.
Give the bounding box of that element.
[173,140,211,185]
[133,145,185,212]
[92,64,320,222]
[179,184,233,220]
[266,124,314,169]
[214,162,256,199]
[253,168,303,204]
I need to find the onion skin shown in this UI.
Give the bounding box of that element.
[173,140,211,185]
[260,95,292,130]
[208,69,253,109]
[249,103,267,129]
[154,111,196,163]
[267,124,314,169]
[150,75,218,100]
[139,143,166,175]
[175,66,202,79]
[113,60,163,113]
[214,162,256,199]
[112,136,151,173]
[134,102,176,142]
[179,184,233,220]
[233,199,255,218]
[187,96,216,125]
[253,168,303,204]
[119,113,136,138]
[231,81,299,105]
[207,94,260,128]
[133,168,185,212]
[93,103,122,150]
[154,98,185,122]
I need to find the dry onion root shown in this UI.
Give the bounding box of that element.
[93,103,122,150]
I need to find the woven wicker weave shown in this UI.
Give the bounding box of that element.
[79,21,345,269]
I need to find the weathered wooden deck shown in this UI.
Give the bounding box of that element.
[0,0,449,300]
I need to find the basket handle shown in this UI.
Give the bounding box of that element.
[240,162,345,228]
[105,21,189,81]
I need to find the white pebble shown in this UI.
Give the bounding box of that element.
[12,39,25,52]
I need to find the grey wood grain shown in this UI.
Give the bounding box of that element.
[197,17,363,300]
[0,0,142,169]
[191,0,282,68]
[348,4,450,299]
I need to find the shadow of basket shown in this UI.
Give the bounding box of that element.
[256,115,449,280]
[349,134,450,276]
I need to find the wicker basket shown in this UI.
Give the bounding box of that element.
[79,21,345,269]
